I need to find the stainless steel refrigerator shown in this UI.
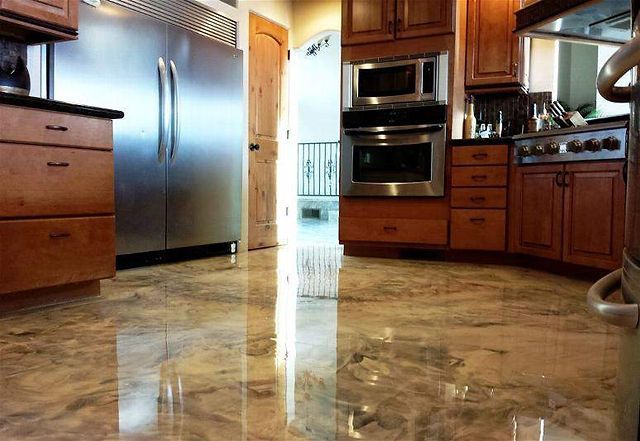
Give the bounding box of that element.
[51,0,243,263]
[589,2,640,440]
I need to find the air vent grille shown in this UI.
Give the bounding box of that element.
[107,0,237,47]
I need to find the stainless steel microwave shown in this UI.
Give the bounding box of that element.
[343,52,448,108]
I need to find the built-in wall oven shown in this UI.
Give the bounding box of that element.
[341,105,447,197]
[343,52,448,108]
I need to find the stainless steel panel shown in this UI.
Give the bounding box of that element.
[53,1,168,255]
[166,25,243,249]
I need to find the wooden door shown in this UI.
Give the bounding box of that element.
[466,0,522,87]
[563,162,625,270]
[248,14,288,250]
[0,0,78,30]
[396,0,454,39]
[342,0,395,45]
[510,164,564,260]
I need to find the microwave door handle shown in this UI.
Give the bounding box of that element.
[597,32,640,103]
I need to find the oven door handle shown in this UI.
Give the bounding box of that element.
[344,124,443,136]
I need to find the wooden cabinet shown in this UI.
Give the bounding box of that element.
[0,0,78,43]
[510,161,625,270]
[465,0,527,90]
[450,144,509,251]
[510,164,564,260]
[396,0,454,39]
[563,162,625,269]
[340,217,448,245]
[0,104,117,299]
[342,0,453,46]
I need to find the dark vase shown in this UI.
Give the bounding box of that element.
[0,55,31,96]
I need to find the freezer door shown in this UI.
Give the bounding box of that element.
[53,1,168,255]
[166,26,243,249]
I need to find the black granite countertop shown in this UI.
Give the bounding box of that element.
[0,93,124,119]
[449,137,513,146]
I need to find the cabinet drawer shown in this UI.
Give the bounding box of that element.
[0,216,115,294]
[451,209,506,251]
[340,217,448,245]
[0,105,112,150]
[0,144,114,217]
[451,188,507,209]
[0,0,78,30]
[451,145,508,166]
[451,166,508,187]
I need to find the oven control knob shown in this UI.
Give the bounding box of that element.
[532,144,545,156]
[545,141,560,155]
[567,139,584,153]
[585,138,602,152]
[603,136,621,151]
[518,145,531,157]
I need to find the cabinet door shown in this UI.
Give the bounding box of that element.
[0,0,78,30]
[510,164,564,260]
[396,0,453,39]
[563,162,625,270]
[466,0,522,87]
[342,0,395,45]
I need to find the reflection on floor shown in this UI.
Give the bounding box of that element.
[296,218,339,244]
[0,245,618,440]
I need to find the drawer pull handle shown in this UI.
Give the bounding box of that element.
[47,161,70,167]
[470,196,486,203]
[46,125,69,132]
[383,226,397,232]
[49,232,71,239]
[472,153,489,160]
[471,175,488,182]
[470,218,486,225]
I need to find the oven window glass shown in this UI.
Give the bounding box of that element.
[353,143,432,183]
[358,64,417,98]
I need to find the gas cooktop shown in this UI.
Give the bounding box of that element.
[512,120,628,164]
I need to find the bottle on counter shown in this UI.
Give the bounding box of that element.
[540,103,551,131]
[496,111,503,137]
[463,95,477,139]
[527,103,540,133]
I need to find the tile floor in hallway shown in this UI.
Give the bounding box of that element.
[0,245,619,440]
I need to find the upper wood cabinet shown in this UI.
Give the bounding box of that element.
[342,0,454,46]
[396,0,454,39]
[465,0,527,90]
[0,0,78,43]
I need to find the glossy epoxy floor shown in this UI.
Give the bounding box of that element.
[0,245,619,440]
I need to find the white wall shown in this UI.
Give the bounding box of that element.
[293,31,341,144]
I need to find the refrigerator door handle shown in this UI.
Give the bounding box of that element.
[587,269,639,328]
[597,33,640,103]
[169,60,181,162]
[158,57,169,163]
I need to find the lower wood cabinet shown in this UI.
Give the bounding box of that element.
[0,216,116,294]
[451,209,506,251]
[510,161,625,270]
[340,217,448,245]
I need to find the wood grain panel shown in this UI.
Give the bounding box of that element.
[451,145,508,166]
[0,0,77,30]
[342,0,395,45]
[340,217,448,245]
[509,164,564,260]
[563,161,625,270]
[340,197,450,220]
[451,188,507,209]
[450,209,506,251]
[0,216,115,294]
[0,144,114,218]
[451,166,508,187]
[396,0,454,39]
[0,105,112,150]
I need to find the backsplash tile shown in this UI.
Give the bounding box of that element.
[471,91,552,137]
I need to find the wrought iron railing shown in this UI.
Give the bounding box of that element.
[298,141,340,197]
